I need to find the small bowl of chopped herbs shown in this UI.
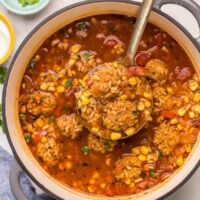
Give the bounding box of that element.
[1,0,50,15]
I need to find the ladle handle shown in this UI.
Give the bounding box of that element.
[125,0,155,65]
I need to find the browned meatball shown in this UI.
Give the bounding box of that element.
[153,86,173,113]
[27,91,56,116]
[145,59,168,81]
[36,136,62,167]
[88,63,126,99]
[88,134,117,154]
[103,100,138,131]
[56,114,83,139]
[113,155,142,184]
[153,123,180,155]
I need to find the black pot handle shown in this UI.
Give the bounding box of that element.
[9,159,54,200]
[154,0,200,45]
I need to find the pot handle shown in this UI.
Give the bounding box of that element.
[9,159,53,200]
[154,0,200,45]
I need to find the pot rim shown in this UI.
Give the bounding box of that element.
[2,0,200,200]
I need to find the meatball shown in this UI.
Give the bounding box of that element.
[88,63,126,99]
[145,59,168,81]
[27,91,56,116]
[36,136,62,167]
[56,114,83,139]
[88,134,117,154]
[153,123,180,155]
[153,86,173,113]
[103,100,138,131]
[113,155,142,184]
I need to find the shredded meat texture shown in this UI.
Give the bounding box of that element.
[36,136,62,167]
[27,92,56,116]
[103,100,138,131]
[113,155,142,183]
[88,134,117,154]
[153,123,180,155]
[145,59,168,81]
[56,114,83,139]
[88,63,126,99]
[153,86,173,113]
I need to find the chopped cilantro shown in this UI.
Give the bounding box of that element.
[82,53,90,60]
[24,133,31,143]
[19,113,26,119]
[0,66,7,84]
[81,145,89,155]
[0,104,5,133]
[76,22,88,30]
[29,59,37,70]
[49,115,54,123]
[104,142,111,152]
[150,170,156,178]
[64,80,73,87]
[132,111,138,116]
[18,0,40,7]
[158,152,164,160]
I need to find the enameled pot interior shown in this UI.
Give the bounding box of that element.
[4,1,200,200]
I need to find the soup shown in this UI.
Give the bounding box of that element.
[18,15,200,196]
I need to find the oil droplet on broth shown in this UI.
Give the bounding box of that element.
[0,20,11,60]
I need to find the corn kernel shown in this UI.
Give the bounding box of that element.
[145,110,151,116]
[91,127,99,133]
[128,77,137,87]
[132,147,140,155]
[189,80,199,91]
[125,179,131,185]
[21,106,26,113]
[193,93,200,102]
[40,83,48,91]
[120,94,127,100]
[184,144,192,153]
[92,171,100,179]
[41,136,47,143]
[88,186,94,193]
[167,87,174,94]
[82,91,89,97]
[170,118,178,125]
[137,102,145,111]
[81,95,89,105]
[111,132,122,140]
[65,161,72,169]
[144,92,151,98]
[27,123,33,132]
[91,17,97,24]
[138,154,146,161]
[178,108,186,117]
[70,44,81,54]
[125,127,135,136]
[176,156,184,166]
[68,59,76,67]
[56,85,65,93]
[140,146,149,155]
[58,163,65,171]
[193,105,200,114]
[106,158,111,166]
[35,118,44,128]
[162,46,169,53]
[184,96,189,103]
[189,111,195,119]
[145,101,151,108]
[89,179,95,185]
[177,124,183,130]
[48,86,55,92]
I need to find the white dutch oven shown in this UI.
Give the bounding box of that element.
[2,0,200,200]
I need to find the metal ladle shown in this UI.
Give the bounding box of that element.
[77,0,155,140]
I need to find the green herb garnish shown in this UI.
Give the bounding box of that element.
[150,170,156,178]
[18,0,40,7]
[82,53,90,60]
[81,145,89,155]
[64,80,73,87]
[24,133,31,143]
[132,111,138,116]
[0,66,7,84]
[76,22,88,30]
[49,115,54,123]
[158,152,164,160]
[19,113,26,119]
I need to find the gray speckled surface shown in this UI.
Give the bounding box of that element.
[0,0,200,199]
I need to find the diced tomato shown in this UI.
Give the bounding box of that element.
[19,94,29,103]
[161,110,176,119]
[135,52,151,66]
[127,66,145,77]
[31,134,41,144]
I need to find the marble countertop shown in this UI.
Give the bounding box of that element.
[0,0,200,199]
